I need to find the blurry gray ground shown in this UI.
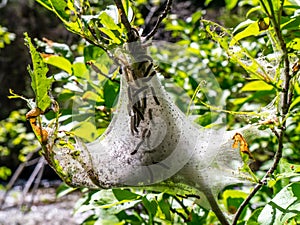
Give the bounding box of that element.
[0,187,90,225]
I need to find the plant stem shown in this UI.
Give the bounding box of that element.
[232,1,292,224]
[203,187,230,225]
[114,0,132,32]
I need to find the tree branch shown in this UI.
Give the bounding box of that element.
[143,0,173,42]
[232,1,292,224]
[203,187,230,225]
[114,0,132,32]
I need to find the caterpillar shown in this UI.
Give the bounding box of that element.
[121,35,162,155]
[131,139,144,155]
[127,56,159,136]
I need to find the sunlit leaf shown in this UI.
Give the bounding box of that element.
[241,81,274,92]
[24,33,53,112]
[157,193,171,220]
[36,0,82,34]
[0,166,11,180]
[35,0,52,11]
[230,20,262,46]
[223,189,248,214]
[100,12,120,30]
[71,121,99,142]
[43,55,72,74]
[225,0,238,10]
[99,27,122,44]
[258,182,300,225]
[72,61,89,79]
[82,91,101,102]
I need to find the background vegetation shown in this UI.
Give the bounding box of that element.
[1,0,300,224]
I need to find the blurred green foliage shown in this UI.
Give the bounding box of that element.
[0,26,15,49]
[0,109,39,186]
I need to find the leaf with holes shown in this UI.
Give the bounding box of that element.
[24,33,53,112]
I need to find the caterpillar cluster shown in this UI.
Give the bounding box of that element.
[122,53,160,155]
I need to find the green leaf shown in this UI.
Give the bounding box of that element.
[225,0,238,10]
[223,190,248,214]
[100,12,120,30]
[84,45,106,62]
[192,11,202,24]
[72,62,88,79]
[99,27,122,44]
[288,37,300,51]
[71,121,99,142]
[258,182,300,225]
[56,182,77,198]
[38,0,82,34]
[82,91,101,102]
[246,208,263,225]
[112,189,141,201]
[103,80,119,108]
[290,96,300,110]
[49,0,70,21]
[24,33,53,111]
[44,55,72,74]
[157,193,171,220]
[241,81,274,92]
[230,21,260,46]
[0,166,11,180]
[142,196,158,216]
[246,6,262,18]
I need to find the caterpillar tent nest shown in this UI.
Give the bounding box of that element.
[32,30,255,211]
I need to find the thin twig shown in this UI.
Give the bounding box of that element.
[144,0,173,41]
[232,138,284,225]
[232,182,263,224]
[86,61,120,84]
[232,1,292,224]
[203,187,230,225]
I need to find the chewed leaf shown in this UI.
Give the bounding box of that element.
[29,117,49,144]
[232,132,254,159]
[24,33,53,112]
[26,107,43,119]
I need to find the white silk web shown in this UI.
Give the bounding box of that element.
[44,41,257,208]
